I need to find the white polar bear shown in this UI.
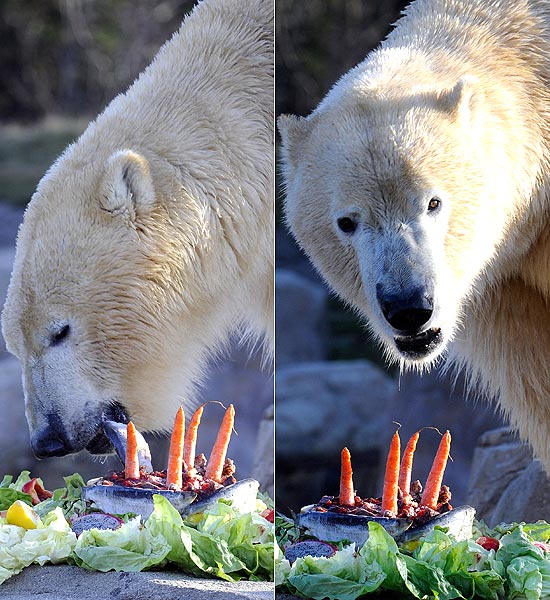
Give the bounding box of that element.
[2,0,273,459]
[279,0,550,468]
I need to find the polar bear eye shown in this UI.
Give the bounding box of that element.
[337,217,357,234]
[49,324,70,347]
[427,197,441,213]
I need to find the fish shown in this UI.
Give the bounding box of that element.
[83,477,259,519]
[297,505,412,547]
[397,505,476,544]
[297,504,476,547]
[102,418,153,472]
[91,415,260,519]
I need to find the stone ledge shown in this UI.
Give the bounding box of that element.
[1,565,274,600]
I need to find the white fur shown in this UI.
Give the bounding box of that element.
[1,0,273,451]
[279,0,550,467]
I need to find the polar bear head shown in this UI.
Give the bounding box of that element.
[279,61,535,369]
[2,149,207,458]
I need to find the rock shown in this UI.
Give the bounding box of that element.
[275,269,328,366]
[252,403,274,497]
[0,247,16,355]
[276,360,395,457]
[0,203,23,248]
[276,361,505,512]
[390,370,505,505]
[198,343,273,485]
[276,360,396,511]
[1,565,274,600]
[467,427,550,526]
[491,460,550,525]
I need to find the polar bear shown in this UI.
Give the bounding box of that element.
[279,0,550,466]
[1,0,273,459]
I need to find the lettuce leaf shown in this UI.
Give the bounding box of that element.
[0,507,77,584]
[277,522,510,600]
[0,471,34,510]
[0,471,275,584]
[34,473,87,519]
[145,494,274,581]
[72,516,170,572]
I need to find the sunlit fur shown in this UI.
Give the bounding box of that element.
[1,0,273,451]
[279,0,550,467]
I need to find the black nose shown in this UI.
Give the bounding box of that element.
[376,285,433,334]
[31,426,72,459]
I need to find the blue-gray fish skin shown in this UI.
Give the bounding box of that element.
[297,504,476,547]
[102,418,153,472]
[83,477,259,519]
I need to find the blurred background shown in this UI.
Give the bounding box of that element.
[0,0,273,495]
[275,0,506,516]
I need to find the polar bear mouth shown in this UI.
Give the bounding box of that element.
[85,402,129,455]
[394,327,442,359]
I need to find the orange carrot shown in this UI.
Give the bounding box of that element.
[381,430,401,514]
[125,421,140,480]
[166,406,185,490]
[339,447,355,506]
[421,430,451,509]
[205,404,235,482]
[184,404,204,473]
[398,431,420,497]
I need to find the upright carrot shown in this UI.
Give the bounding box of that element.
[184,404,204,473]
[398,431,420,497]
[421,430,451,509]
[166,406,185,490]
[339,447,355,506]
[381,430,401,514]
[205,404,235,482]
[125,421,140,480]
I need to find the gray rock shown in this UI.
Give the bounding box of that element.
[390,370,505,506]
[1,565,274,600]
[467,427,550,526]
[276,360,396,457]
[276,360,396,510]
[253,403,274,497]
[276,361,505,512]
[0,202,23,248]
[0,247,16,355]
[199,343,273,485]
[275,269,328,366]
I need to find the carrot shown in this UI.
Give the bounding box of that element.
[125,421,140,480]
[421,430,451,509]
[398,431,420,497]
[184,404,205,473]
[381,430,401,514]
[166,406,185,490]
[339,447,355,506]
[205,404,235,482]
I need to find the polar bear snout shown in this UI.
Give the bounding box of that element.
[30,413,74,459]
[376,285,433,334]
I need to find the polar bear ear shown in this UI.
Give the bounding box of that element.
[278,114,310,174]
[438,76,482,123]
[100,150,155,220]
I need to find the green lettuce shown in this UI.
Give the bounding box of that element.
[34,473,87,519]
[72,516,171,572]
[0,507,77,584]
[0,471,274,584]
[145,495,274,581]
[0,471,34,510]
[277,521,550,599]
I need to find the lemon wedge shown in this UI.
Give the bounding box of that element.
[6,500,42,529]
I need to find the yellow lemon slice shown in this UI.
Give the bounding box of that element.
[6,500,41,529]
